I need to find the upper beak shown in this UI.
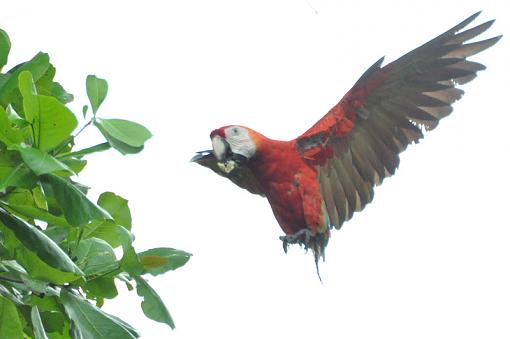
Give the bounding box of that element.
[230,152,248,165]
[211,135,248,169]
[211,135,230,162]
[190,150,212,163]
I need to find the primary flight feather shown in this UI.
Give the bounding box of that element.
[192,12,501,275]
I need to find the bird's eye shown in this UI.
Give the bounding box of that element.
[233,127,239,134]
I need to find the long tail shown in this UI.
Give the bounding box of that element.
[309,233,328,283]
[280,228,330,282]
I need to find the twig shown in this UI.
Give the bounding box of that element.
[0,187,15,199]
[70,228,84,259]
[0,276,45,297]
[51,119,94,156]
[74,119,93,139]
[0,275,23,284]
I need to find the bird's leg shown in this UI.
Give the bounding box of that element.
[279,228,315,249]
[280,237,288,254]
[280,229,328,283]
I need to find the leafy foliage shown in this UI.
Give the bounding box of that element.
[0,29,190,338]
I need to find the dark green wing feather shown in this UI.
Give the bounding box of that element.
[299,12,501,230]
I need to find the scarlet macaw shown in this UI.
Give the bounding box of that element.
[192,12,500,275]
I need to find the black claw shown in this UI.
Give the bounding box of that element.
[315,259,323,284]
[279,236,288,254]
[278,229,329,282]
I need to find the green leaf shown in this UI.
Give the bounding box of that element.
[1,226,79,284]
[86,75,108,114]
[40,311,66,334]
[75,238,117,276]
[0,163,37,191]
[1,202,69,227]
[0,152,35,191]
[82,105,88,119]
[21,274,49,294]
[44,226,69,244]
[0,52,50,109]
[31,306,49,339]
[138,248,191,276]
[32,183,47,209]
[0,296,23,338]
[58,142,110,159]
[102,134,144,155]
[0,243,7,257]
[18,70,39,124]
[6,105,29,128]
[97,192,131,229]
[35,64,73,104]
[14,146,74,176]
[0,207,84,275]
[2,187,34,206]
[0,105,25,146]
[115,272,133,291]
[59,157,87,174]
[0,258,28,275]
[83,220,133,249]
[37,95,78,152]
[60,289,139,338]
[0,29,10,70]
[42,174,111,226]
[95,118,152,147]
[83,277,118,300]
[94,120,145,155]
[135,277,175,329]
[13,242,79,284]
[29,295,60,312]
[0,284,24,305]
[119,246,144,276]
[49,81,74,104]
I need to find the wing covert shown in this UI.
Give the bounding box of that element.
[296,12,501,230]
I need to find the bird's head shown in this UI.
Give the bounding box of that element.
[209,125,258,173]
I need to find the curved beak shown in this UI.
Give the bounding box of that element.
[230,152,248,165]
[210,135,248,174]
[212,135,230,162]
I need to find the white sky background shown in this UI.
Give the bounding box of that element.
[2,1,510,338]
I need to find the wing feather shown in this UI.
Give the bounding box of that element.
[296,12,500,229]
[330,155,357,217]
[319,168,341,228]
[444,37,501,58]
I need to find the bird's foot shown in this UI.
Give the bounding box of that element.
[279,228,315,254]
[279,229,329,282]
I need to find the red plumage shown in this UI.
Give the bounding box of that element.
[193,12,501,275]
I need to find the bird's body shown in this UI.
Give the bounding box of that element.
[193,12,501,273]
[243,135,319,233]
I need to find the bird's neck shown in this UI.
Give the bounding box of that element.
[248,138,302,185]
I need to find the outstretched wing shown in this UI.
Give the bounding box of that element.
[191,151,265,196]
[296,12,501,230]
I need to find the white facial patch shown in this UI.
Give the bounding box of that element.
[224,126,256,159]
[212,135,228,161]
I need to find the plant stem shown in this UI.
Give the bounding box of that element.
[0,276,45,297]
[71,228,84,258]
[74,119,93,139]
[0,275,23,284]
[51,119,94,156]
[0,187,15,199]
[86,265,121,282]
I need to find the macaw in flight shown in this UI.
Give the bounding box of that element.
[192,12,501,277]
